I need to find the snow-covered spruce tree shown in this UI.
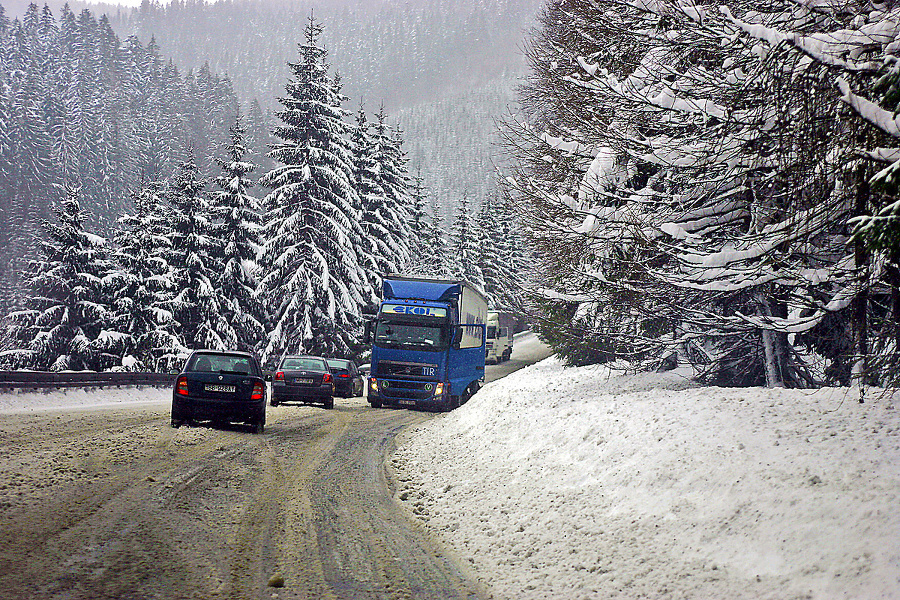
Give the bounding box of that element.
[110,181,185,370]
[408,166,429,253]
[448,193,485,289]
[475,194,504,307]
[209,115,267,353]
[1,188,121,370]
[163,155,236,352]
[371,104,413,271]
[408,202,454,278]
[477,186,527,312]
[257,14,366,361]
[351,101,395,301]
[404,167,445,276]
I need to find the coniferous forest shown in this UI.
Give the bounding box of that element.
[1,0,899,392]
[0,2,530,371]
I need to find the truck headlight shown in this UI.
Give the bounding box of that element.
[369,378,379,392]
[434,382,444,397]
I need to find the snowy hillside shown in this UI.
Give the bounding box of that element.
[393,359,900,599]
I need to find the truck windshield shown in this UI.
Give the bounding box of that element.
[374,319,448,351]
[486,325,498,339]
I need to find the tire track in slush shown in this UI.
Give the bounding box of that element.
[0,401,491,600]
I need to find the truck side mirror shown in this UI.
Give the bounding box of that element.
[452,326,463,348]
[364,321,373,344]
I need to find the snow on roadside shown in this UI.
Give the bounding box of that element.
[393,357,900,600]
[0,386,170,414]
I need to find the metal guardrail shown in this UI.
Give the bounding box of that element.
[0,371,175,390]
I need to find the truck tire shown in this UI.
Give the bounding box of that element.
[462,382,480,404]
[369,398,383,408]
[444,395,460,412]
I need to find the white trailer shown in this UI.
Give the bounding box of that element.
[485,311,516,364]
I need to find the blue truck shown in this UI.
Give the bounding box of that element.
[365,276,487,411]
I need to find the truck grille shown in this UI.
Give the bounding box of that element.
[376,361,438,379]
[381,379,437,400]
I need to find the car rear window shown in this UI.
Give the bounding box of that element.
[326,360,349,372]
[281,357,327,370]
[188,354,257,375]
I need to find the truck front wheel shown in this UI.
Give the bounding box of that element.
[462,382,480,405]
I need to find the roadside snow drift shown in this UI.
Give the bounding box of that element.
[393,358,900,600]
[0,386,170,413]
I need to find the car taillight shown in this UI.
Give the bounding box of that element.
[338,373,349,378]
[275,371,285,381]
[323,373,332,383]
[251,381,265,400]
[176,376,189,396]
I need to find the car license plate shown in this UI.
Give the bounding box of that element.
[205,384,235,393]
[294,378,314,384]
[398,399,416,406]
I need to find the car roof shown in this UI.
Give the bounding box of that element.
[281,355,325,360]
[191,349,255,358]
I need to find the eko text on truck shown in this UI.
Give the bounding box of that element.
[364,276,487,411]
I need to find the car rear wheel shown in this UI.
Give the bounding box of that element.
[252,420,264,434]
[270,397,279,407]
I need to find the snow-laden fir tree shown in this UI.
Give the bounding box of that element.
[257,14,366,361]
[352,101,398,298]
[448,193,484,289]
[476,190,524,311]
[371,103,413,270]
[408,201,453,278]
[404,166,442,276]
[164,155,236,351]
[110,181,185,371]
[0,188,121,370]
[209,115,266,353]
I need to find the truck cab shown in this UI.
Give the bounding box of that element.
[366,277,487,411]
[485,310,515,364]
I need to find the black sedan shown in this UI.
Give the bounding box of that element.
[271,355,334,409]
[171,350,267,434]
[325,358,364,398]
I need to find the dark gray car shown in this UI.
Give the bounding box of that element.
[271,355,335,409]
[325,358,364,398]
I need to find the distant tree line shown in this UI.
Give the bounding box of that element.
[103,0,542,252]
[505,0,899,390]
[0,6,528,371]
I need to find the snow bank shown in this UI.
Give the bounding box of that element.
[0,386,170,414]
[394,358,900,599]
